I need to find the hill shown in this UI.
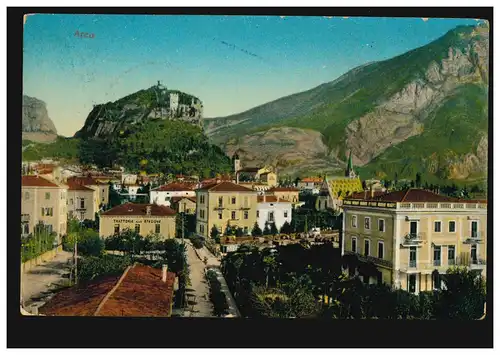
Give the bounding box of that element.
[207,24,489,184]
[22,95,58,143]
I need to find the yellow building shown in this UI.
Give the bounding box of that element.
[67,176,110,207]
[195,181,258,238]
[67,180,99,221]
[21,175,68,240]
[342,188,487,294]
[171,197,197,214]
[100,203,177,240]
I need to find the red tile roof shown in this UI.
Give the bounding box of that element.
[197,181,255,193]
[301,177,323,183]
[67,180,95,191]
[170,196,197,204]
[39,264,176,317]
[257,195,289,203]
[101,203,176,217]
[68,176,100,186]
[21,175,60,188]
[269,187,300,192]
[153,182,196,192]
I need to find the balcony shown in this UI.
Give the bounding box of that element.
[399,260,418,272]
[463,232,482,244]
[213,205,225,210]
[344,251,393,268]
[470,258,487,269]
[401,233,423,247]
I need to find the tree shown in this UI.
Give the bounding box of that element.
[251,222,263,237]
[415,173,422,188]
[210,225,220,240]
[235,227,244,238]
[263,223,271,236]
[280,221,292,234]
[269,222,279,236]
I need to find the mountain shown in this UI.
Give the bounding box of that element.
[22,95,58,143]
[206,24,489,184]
[75,83,203,139]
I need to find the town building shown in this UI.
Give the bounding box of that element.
[21,175,68,239]
[100,203,177,239]
[341,188,487,294]
[232,153,278,188]
[150,182,196,207]
[170,196,197,214]
[39,264,176,317]
[256,195,293,232]
[66,180,98,221]
[316,152,363,211]
[67,176,110,207]
[268,187,300,204]
[195,181,258,238]
[297,176,324,194]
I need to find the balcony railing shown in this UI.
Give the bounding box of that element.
[343,251,393,268]
[401,233,423,247]
[343,200,487,210]
[463,232,482,244]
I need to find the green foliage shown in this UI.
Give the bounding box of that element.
[279,221,293,234]
[210,225,220,240]
[63,227,104,257]
[77,254,133,282]
[263,223,271,236]
[191,236,204,249]
[22,136,81,162]
[251,222,263,237]
[21,224,57,263]
[206,269,230,317]
[269,222,279,236]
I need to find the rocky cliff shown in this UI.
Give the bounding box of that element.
[22,95,58,142]
[75,83,203,139]
[208,23,489,183]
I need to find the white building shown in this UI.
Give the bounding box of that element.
[257,195,292,233]
[121,173,138,186]
[169,92,179,113]
[150,182,196,207]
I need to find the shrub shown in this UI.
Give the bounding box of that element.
[191,237,204,249]
[206,269,229,317]
[78,255,133,282]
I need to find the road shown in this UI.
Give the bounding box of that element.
[183,240,240,317]
[21,250,73,310]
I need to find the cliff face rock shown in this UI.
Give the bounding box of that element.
[224,127,342,176]
[75,84,203,139]
[22,95,57,134]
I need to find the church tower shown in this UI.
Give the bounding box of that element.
[232,152,241,174]
[346,150,357,178]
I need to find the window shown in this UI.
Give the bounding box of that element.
[410,221,418,236]
[218,197,223,207]
[409,246,417,268]
[231,197,236,204]
[24,192,30,200]
[155,224,161,234]
[448,245,455,265]
[351,237,357,253]
[351,215,357,228]
[45,192,50,200]
[408,274,416,293]
[114,224,120,234]
[231,211,236,220]
[433,245,441,266]
[80,198,85,209]
[70,198,74,205]
[199,195,205,204]
[199,224,205,234]
[364,239,370,257]
[471,244,478,264]
[378,241,384,259]
[471,221,478,238]
[364,217,371,230]
[41,208,53,216]
[257,210,260,218]
[22,224,30,235]
[243,226,248,234]
[378,219,385,232]
[268,212,274,222]
[135,224,141,233]
[448,221,456,233]
[284,211,288,218]
[218,212,223,220]
[244,211,248,220]
[200,209,205,219]
[434,221,442,233]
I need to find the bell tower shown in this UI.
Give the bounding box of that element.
[346,150,357,178]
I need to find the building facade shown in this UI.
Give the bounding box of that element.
[170,197,197,214]
[256,195,292,232]
[100,203,177,240]
[21,175,68,239]
[67,181,98,221]
[268,187,300,204]
[195,181,258,238]
[342,189,487,294]
[150,182,196,206]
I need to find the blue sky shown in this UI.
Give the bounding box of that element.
[23,15,482,136]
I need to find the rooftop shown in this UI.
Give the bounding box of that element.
[67,180,95,192]
[301,177,324,183]
[21,175,61,188]
[170,196,197,204]
[152,182,196,192]
[39,264,176,317]
[268,187,300,192]
[101,203,177,217]
[197,181,255,193]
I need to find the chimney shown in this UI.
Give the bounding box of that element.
[162,264,168,283]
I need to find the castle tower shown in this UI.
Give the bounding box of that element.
[346,150,357,178]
